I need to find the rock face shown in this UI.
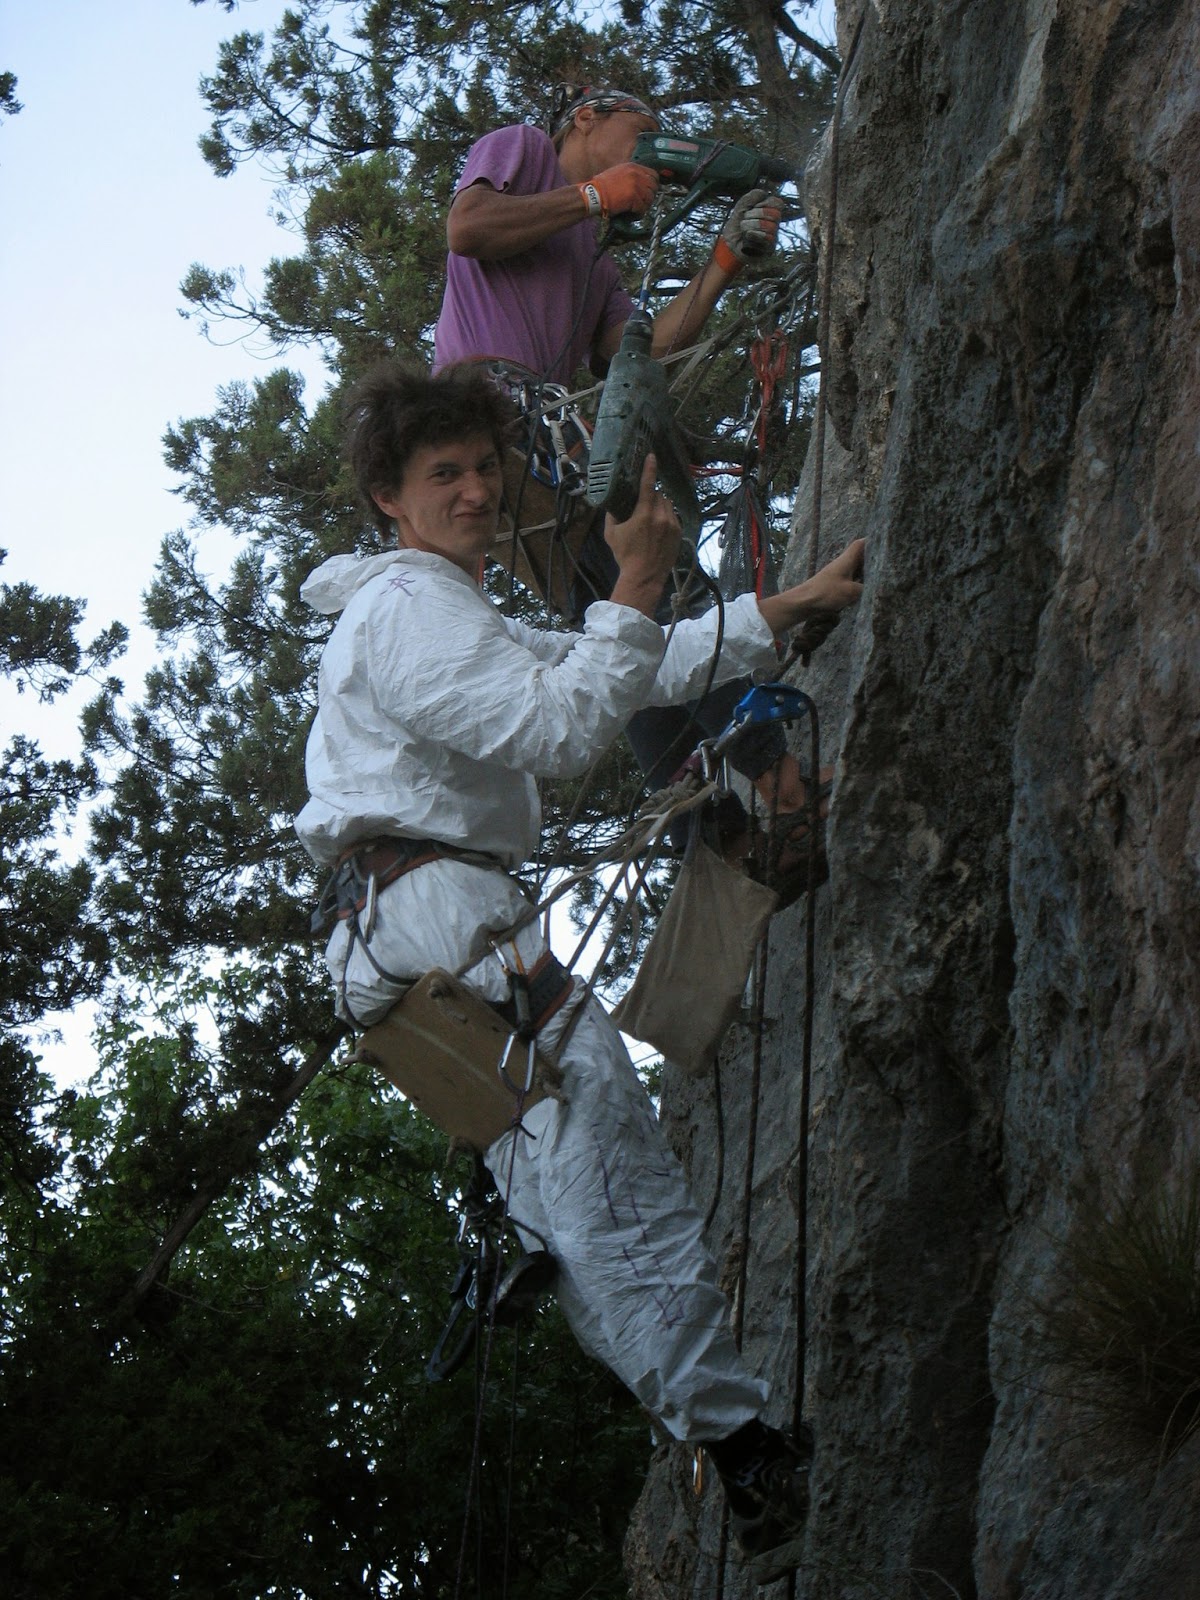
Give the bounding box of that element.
[625,2,1200,1595]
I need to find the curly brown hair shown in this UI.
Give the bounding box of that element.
[344,362,518,536]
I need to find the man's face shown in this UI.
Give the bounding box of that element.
[580,107,659,176]
[374,434,503,578]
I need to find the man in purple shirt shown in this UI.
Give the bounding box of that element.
[433,84,778,372]
[433,87,826,899]
[432,117,638,384]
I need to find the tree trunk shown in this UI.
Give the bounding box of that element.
[625,1,1200,1594]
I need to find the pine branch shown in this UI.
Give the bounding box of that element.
[775,5,841,74]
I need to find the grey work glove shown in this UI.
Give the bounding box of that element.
[717,188,784,266]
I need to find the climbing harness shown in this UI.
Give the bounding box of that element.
[314,835,504,1028]
[311,835,453,937]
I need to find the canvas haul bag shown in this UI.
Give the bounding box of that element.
[353,968,564,1151]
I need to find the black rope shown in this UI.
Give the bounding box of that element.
[782,698,821,1600]
[806,5,867,582]
[712,776,777,1600]
[452,1077,532,1600]
[704,1052,726,1232]
[501,1336,522,1599]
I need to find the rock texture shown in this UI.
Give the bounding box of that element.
[625,2,1200,1595]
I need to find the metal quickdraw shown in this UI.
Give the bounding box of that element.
[491,943,574,1128]
[713,330,791,605]
[488,364,592,499]
[495,950,539,1110]
[749,327,789,465]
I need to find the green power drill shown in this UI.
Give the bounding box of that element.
[609,131,799,243]
[584,307,700,542]
[589,135,797,538]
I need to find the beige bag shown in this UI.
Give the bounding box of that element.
[613,843,777,1076]
[354,969,560,1150]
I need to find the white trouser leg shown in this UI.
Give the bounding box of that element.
[489,997,767,1442]
[326,860,766,1442]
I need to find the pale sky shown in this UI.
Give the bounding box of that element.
[1,0,837,1085]
[1,0,325,1083]
[1,0,321,760]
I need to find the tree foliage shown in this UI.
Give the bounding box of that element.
[0,555,123,1199]
[1,4,833,1595]
[0,71,20,120]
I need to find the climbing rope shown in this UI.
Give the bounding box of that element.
[451,938,549,1600]
[708,16,868,1593]
[457,24,870,1580]
[805,5,867,581]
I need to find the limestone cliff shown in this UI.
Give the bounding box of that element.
[626,2,1200,1594]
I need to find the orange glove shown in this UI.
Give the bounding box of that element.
[578,162,659,222]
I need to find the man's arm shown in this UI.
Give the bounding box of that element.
[590,257,733,369]
[447,181,590,259]
[448,161,659,261]
[593,254,734,366]
[648,256,736,358]
[595,189,785,363]
[642,541,866,710]
[603,459,865,641]
[757,541,866,636]
[370,569,666,780]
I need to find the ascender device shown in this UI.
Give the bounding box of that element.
[609,131,799,242]
[584,307,700,542]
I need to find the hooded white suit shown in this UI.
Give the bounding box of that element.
[296,547,776,1440]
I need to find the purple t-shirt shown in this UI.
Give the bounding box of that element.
[432,124,635,386]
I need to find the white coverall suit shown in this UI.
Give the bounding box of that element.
[296,547,775,1441]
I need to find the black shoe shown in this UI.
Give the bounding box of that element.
[492,1249,556,1324]
[708,1420,814,1585]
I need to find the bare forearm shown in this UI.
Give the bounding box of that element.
[447,184,588,260]
[649,256,737,355]
[757,586,831,635]
[757,540,867,634]
[609,569,667,618]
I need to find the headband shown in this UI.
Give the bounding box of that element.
[548,84,658,138]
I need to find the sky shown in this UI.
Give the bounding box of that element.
[0,0,327,1084]
[1,0,322,752]
[1,0,839,1085]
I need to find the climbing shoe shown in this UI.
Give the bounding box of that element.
[706,1419,814,1585]
[492,1249,557,1324]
